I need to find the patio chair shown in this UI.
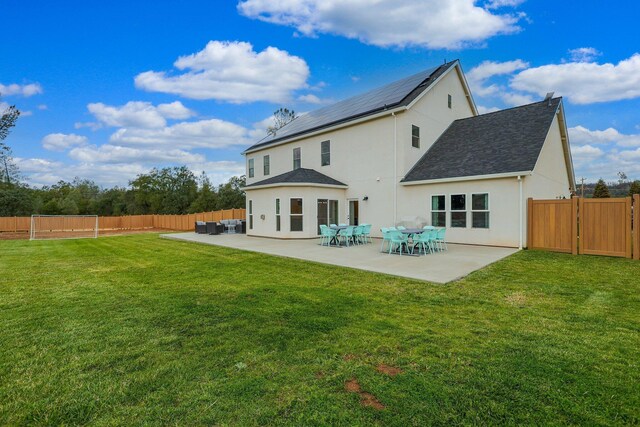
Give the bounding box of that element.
[412,231,433,255]
[353,225,364,245]
[319,225,337,246]
[338,226,355,247]
[397,225,406,230]
[330,223,337,228]
[423,225,435,230]
[380,227,391,251]
[339,223,348,227]
[195,221,207,234]
[435,228,448,251]
[388,231,411,256]
[361,223,372,243]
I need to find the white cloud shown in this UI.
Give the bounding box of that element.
[42,133,88,151]
[511,53,640,104]
[0,82,43,97]
[237,0,524,49]
[297,94,328,104]
[134,41,310,103]
[571,144,604,158]
[37,104,48,110]
[467,59,532,104]
[476,105,500,114]
[569,125,640,147]
[484,0,525,9]
[68,144,205,164]
[87,101,194,128]
[568,47,601,63]
[110,118,251,149]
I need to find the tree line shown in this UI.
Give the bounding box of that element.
[0,167,246,217]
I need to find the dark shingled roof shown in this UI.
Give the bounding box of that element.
[245,168,347,188]
[245,61,459,153]
[402,98,562,183]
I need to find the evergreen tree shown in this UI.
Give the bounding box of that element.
[592,178,611,198]
[629,180,640,196]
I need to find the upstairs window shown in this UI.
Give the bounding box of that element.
[412,125,420,148]
[293,147,301,170]
[263,155,270,176]
[448,94,452,109]
[450,194,467,228]
[248,158,254,178]
[321,140,330,166]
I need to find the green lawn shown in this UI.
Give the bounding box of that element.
[1,234,638,425]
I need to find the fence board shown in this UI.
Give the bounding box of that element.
[579,198,631,258]
[0,209,246,233]
[527,198,576,253]
[634,195,639,260]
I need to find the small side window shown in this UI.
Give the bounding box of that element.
[411,125,420,148]
[448,94,452,109]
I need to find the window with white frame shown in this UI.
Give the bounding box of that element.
[248,200,253,230]
[412,125,420,148]
[450,194,467,228]
[321,140,330,166]
[275,198,281,231]
[290,198,303,231]
[248,158,254,178]
[293,147,301,170]
[431,195,446,227]
[472,193,489,228]
[263,155,270,176]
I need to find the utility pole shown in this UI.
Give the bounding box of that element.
[580,177,585,198]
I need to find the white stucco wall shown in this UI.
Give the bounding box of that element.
[399,177,524,247]
[246,186,346,239]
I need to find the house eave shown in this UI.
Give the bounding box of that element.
[400,171,532,186]
[242,182,348,191]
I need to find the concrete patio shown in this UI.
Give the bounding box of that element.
[161,232,518,283]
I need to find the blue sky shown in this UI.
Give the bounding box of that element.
[2,0,639,187]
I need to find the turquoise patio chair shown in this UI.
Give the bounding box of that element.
[412,231,433,255]
[397,225,406,230]
[435,228,448,251]
[353,225,364,245]
[380,227,391,251]
[388,230,412,256]
[338,226,355,247]
[330,223,337,228]
[361,223,372,243]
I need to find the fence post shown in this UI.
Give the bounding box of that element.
[572,197,578,255]
[578,197,584,255]
[626,197,632,259]
[634,194,639,260]
[526,198,532,249]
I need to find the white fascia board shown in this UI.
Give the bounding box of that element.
[242,183,348,191]
[243,106,406,155]
[400,171,532,186]
[405,61,478,116]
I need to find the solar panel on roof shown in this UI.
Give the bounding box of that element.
[248,64,446,150]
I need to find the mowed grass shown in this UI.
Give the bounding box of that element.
[0,234,638,425]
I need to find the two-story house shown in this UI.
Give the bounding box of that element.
[242,60,575,248]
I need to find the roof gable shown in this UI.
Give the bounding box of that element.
[245,168,347,189]
[402,98,563,183]
[245,61,458,153]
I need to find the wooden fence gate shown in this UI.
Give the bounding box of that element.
[528,196,638,259]
[527,198,577,254]
[579,198,632,258]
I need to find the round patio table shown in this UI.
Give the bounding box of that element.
[328,225,349,246]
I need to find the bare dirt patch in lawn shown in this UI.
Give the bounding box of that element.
[342,353,357,361]
[344,378,385,410]
[376,364,403,377]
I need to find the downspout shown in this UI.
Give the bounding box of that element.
[518,175,523,249]
[392,112,398,225]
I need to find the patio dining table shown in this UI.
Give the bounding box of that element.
[400,228,424,235]
[328,225,349,246]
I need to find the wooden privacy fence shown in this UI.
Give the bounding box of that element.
[528,196,639,259]
[0,208,246,233]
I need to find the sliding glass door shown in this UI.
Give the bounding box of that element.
[317,199,339,234]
